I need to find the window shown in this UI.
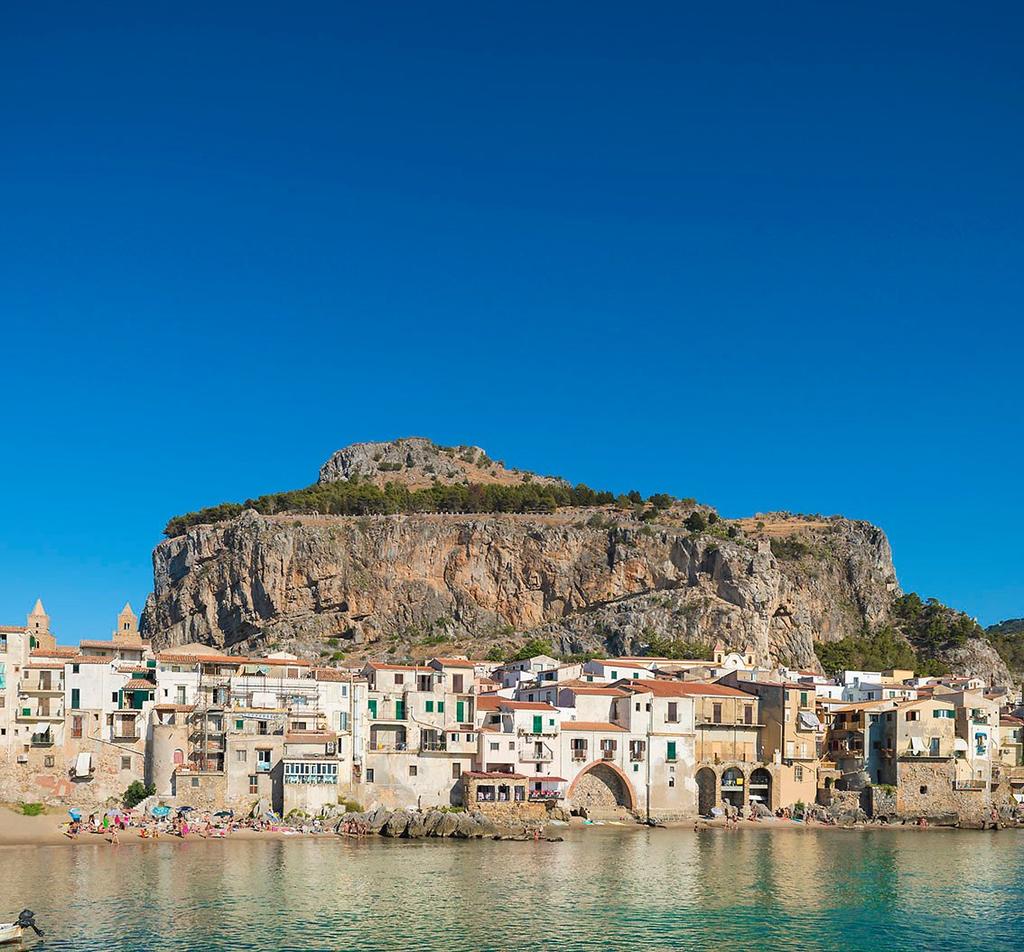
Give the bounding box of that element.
[71,688,80,710]
[611,670,618,680]
[366,768,375,783]
[869,713,880,723]
[394,673,404,686]
[409,765,418,777]
[712,703,722,723]
[453,675,464,693]
[121,757,132,770]
[72,664,80,674]
[258,720,268,735]
[437,701,444,713]
[489,742,499,751]
[635,702,641,712]
[235,719,244,731]
[800,692,808,707]
[508,742,515,751]
[236,750,247,763]
[919,785,928,795]
[249,775,259,794]
[425,701,434,713]
[111,692,118,704]
[667,702,678,723]
[932,709,954,719]
[905,711,919,722]
[452,762,462,780]
[338,712,349,732]
[794,765,804,781]
[191,777,200,788]
[256,749,271,772]
[71,716,83,739]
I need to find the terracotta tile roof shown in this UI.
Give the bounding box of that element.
[429,658,479,668]
[31,646,78,658]
[461,771,527,780]
[154,703,192,712]
[23,661,64,669]
[123,678,155,690]
[79,639,150,649]
[365,662,432,672]
[157,651,241,665]
[1000,716,1024,727]
[313,668,351,682]
[66,656,116,665]
[561,721,627,732]
[0,625,26,633]
[476,695,505,711]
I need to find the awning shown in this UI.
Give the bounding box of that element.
[953,738,969,752]
[74,752,93,777]
[909,737,926,753]
[798,711,822,731]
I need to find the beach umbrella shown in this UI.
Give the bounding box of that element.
[214,810,233,818]
[151,805,171,818]
[68,809,82,821]
[264,811,281,822]
[177,806,195,813]
[106,808,124,817]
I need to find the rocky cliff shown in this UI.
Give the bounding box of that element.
[143,487,900,670]
[141,438,1014,681]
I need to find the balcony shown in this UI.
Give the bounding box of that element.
[256,762,273,773]
[953,780,987,791]
[112,732,140,743]
[601,749,615,761]
[30,733,54,747]
[420,741,447,753]
[21,680,64,695]
[518,745,554,763]
[528,790,565,801]
[571,750,588,762]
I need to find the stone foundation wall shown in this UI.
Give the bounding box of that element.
[896,760,991,823]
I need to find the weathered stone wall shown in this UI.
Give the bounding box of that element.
[895,760,991,823]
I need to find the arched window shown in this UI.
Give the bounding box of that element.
[173,749,184,766]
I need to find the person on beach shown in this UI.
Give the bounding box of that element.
[109,825,120,846]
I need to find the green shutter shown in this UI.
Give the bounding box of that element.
[437,701,444,713]
[611,670,618,679]
[395,700,406,720]
[71,688,80,709]
[533,715,543,733]
[667,741,677,761]
[425,700,434,713]
[368,699,378,718]
[236,719,244,730]
[456,701,465,723]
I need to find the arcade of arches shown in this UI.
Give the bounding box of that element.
[695,761,781,814]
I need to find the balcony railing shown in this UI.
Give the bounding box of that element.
[571,750,587,761]
[518,746,554,763]
[601,749,615,760]
[112,733,140,743]
[30,734,54,747]
[528,790,564,801]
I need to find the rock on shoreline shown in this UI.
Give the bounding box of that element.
[333,806,555,840]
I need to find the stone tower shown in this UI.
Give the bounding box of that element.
[27,598,56,651]
[113,602,140,643]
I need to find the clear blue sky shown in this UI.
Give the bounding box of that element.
[1,3,1021,643]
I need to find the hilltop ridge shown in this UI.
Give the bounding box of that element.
[143,438,1016,685]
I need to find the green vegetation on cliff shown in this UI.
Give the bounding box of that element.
[986,618,1024,672]
[164,479,700,537]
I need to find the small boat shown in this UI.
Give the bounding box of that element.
[0,910,44,944]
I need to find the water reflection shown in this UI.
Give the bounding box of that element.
[0,828,1021,951]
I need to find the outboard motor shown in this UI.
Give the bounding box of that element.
[16,909,44,936]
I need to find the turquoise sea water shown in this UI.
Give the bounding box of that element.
[1,826,1021,951]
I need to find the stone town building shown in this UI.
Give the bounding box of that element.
[360,661,479,809]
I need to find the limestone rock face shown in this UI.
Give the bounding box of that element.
[937,639,1013,686]
[317,437,565,490]
[141,506,902,669]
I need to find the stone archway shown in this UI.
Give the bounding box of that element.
[568,762,636,815]
[720,767,746,808]
[749,767,772,812]
[696,767,717,816]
